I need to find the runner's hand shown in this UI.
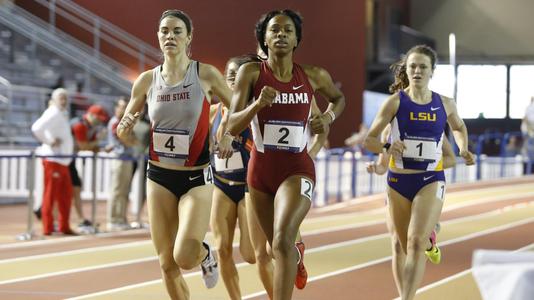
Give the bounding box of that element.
[460,149,475,165]
[117,112,139,139]
[216,133,234,159]
[256,86,278,109]
[309,114,329,134]
[389,140,406,157]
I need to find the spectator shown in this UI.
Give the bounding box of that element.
[131,105,150,225]
[70,81,90,119]
[70,104,109,231]
[521,96,534,173]
[504,135,521,157]
[105,97,136,231]
[31,88,76,235]
[344,123,369,152]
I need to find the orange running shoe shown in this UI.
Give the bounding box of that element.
[295,241,308,289]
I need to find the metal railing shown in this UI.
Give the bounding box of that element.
[0,3,132,94]
[0,151,147,239]
[1,133,532,239]
[313,142,531,207]
[0,75,13,146]
[34,0,160,73]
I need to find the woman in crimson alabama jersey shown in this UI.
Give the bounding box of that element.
[117,10,232,299]
[219,10,345,300]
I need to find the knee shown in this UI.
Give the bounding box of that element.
[392,237,405,255]
[158,252,177,275]
[406,235,428,253]
[217,241,234,261]
[255,250,272,265]
[174,239,202,270]
[271,232,294,259]
[240,246,256,264]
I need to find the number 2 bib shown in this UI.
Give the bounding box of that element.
[263,120,305,153]
[152,128,189,158]
[403,137,438,162]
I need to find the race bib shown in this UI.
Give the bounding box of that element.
[436,181,446,201]
[403,138,438,162]
[203,165,213,184]
[300,178,314,201]
[153,128,189,158]
[213,151,245,173]
[263,120,305,153]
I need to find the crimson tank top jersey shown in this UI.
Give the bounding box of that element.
[147,61,210,167]
[247,61,316,194]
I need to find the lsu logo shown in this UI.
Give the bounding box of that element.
[388,177,398,183]
[409,112,436,122]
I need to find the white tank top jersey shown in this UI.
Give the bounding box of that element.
[147,61,211,167]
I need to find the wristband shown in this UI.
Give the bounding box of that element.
[326,110,336,123]
[382,142,391,153]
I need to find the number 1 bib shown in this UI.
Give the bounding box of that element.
[263,120,305,153]
[213,151,245,173]
[403,137,438,162]
[153,128,189,158]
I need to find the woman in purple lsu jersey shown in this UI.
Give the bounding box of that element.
[117,10,231,299]
[364,45,475,300]
[219,10,345,300]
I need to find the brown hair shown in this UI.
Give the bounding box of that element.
[225,54,263,75]
[158,10,193,35]
[389,44,437,94]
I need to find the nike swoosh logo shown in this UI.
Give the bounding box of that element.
[423,175,435,181]
[292,84,304,90]
[430,107,440,111]
[189,175,201,181]
[183,83,193,89]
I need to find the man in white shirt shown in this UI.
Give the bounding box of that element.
[521,97,534,174]
[31,88,76,235]
[522,97,534,138]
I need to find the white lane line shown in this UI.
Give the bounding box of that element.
[313,180,533,214]
[313,194,385,213]
[244,216,534,300]
[67,213,534,300]
[443,191,534,212]
[65,262,240,300]
[0,290,76,296]
[0,228,150,250]
[0,197,534,284]
[303,188,534,225]
[303,199,534,239]
[65,279,162,300]
[0,240,152,265]
[411,242,534,297]
[0,257,156,286]
[3,184,531,252]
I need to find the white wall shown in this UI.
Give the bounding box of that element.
[411,0,534,59]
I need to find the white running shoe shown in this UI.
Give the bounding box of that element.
[200,242,219,289]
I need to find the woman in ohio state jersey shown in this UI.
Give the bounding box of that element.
[117,10,231,298]
[219,10,344,300]
[363,45,475,300]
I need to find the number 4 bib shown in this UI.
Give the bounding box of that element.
[153,128,189,158]
[263,120,305,153]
